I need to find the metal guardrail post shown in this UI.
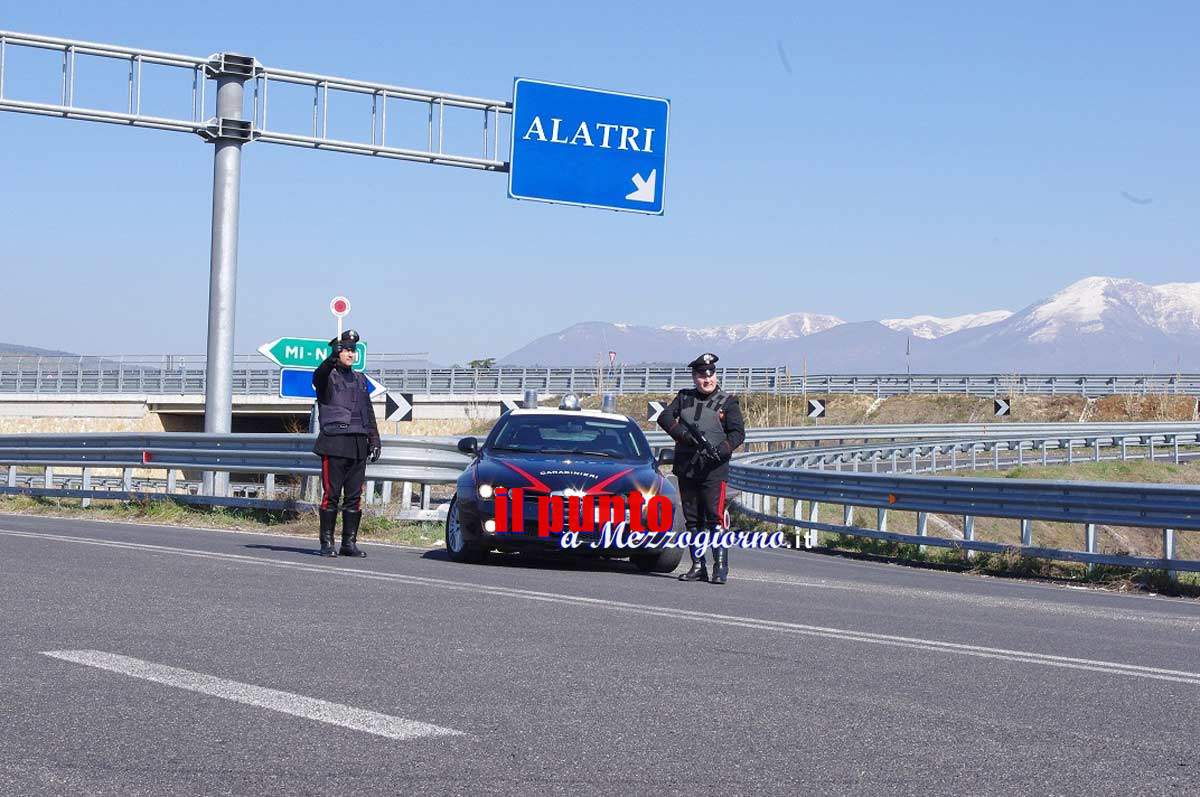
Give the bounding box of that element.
[122,468,132,492]
[876,508,887,531]
[401,481,413,510]
[6,466,14,488]
[1020,518,1032,546]
[264,473,274,500]
[44,465,53,489]
[1085,523,1097,573]
[962,515,975,559]
[81,468,91,508]
[421,483,431,511]
[1163,529,1176,580]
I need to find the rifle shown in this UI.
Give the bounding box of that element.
[675,414,722,468]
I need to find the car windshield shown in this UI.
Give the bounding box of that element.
[489,414,648,459]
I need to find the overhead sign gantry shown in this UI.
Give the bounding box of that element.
[0,30,669,492]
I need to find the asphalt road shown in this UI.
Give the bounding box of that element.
[1,513,1198,795]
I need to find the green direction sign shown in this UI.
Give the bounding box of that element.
[257,337,367,371]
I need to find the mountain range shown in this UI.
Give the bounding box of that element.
[499,277,1200,372]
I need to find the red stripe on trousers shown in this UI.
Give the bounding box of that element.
[321,456,331,509]
[717,481,727,527]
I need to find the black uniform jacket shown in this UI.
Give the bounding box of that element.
[311,356,381,459]
[656,387,746,479]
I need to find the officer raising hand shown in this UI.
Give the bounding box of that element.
[657,352,745,584]
[311,330,381,558]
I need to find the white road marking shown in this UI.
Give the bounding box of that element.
[41,649,462,741]
[7,527,1200,687]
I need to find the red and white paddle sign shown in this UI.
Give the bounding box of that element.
[330,296,351,317]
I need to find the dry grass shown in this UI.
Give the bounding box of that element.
[731,502,1200,598]
[0,495,444,547]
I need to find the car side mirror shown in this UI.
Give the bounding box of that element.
[457,436,479,455]
[657,446,674,466]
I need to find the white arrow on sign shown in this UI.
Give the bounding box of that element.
[807,399,826,419]
[366,375,387,401]
[647,400,666,423]
[386,392,413,423]
[499,398,521,415]
[625,169,657,202]
[994,398,1011,417]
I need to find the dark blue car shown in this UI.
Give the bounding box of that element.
[446,405,684,573]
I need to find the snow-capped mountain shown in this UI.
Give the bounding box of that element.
[882,310,1013,340]
[661,312,844,343]
[1010,277,1200,342]
[499,277,1200,371]
[927,277,1200,372]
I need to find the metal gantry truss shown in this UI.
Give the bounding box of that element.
[1,29,514,494]
[0,30,511,170]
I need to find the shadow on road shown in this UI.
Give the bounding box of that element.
[420,547,679,578]
[244,543,322,557]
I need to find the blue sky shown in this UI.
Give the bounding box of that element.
[2,1,1197,364]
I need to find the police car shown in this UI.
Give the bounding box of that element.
[445,394,684,573]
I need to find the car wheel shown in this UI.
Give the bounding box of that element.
[633,547,683,574]
[445,496,486,563]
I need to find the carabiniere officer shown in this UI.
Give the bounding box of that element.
[312,330,381,558]
[657,352,746,584]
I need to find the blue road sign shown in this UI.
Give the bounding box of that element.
[279,368,386,401]
[508,78,669,215]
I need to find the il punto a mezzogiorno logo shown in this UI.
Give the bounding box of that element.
[491,488,788,554]
[492,487,674,536]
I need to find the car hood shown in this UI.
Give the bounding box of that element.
[476,451,661,497]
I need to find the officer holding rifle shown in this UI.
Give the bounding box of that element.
[657,352,745,584]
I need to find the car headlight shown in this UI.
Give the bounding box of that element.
[477,483,494,499]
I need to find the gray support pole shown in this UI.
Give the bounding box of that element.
[202,69,248,497]
[1085,523,1096,574]
[963,515,975,559]
[81,468,91,508]
[1020,518,1032,546]
[793,499,803,548]
[1163,529,1176,580]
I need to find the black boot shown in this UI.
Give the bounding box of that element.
[318,509,338,557]
[678,545,708,582]
[339,510,367,558]
[711,547,728,585]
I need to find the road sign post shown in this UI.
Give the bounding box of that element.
[202,59,252,498]
[508,79,669,214]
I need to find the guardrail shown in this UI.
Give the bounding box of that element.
[4,358,1200,397]
[5,424,1200,577]
[0,433,470,516]
[643,421,1200,450]
[728,426,1200,578]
